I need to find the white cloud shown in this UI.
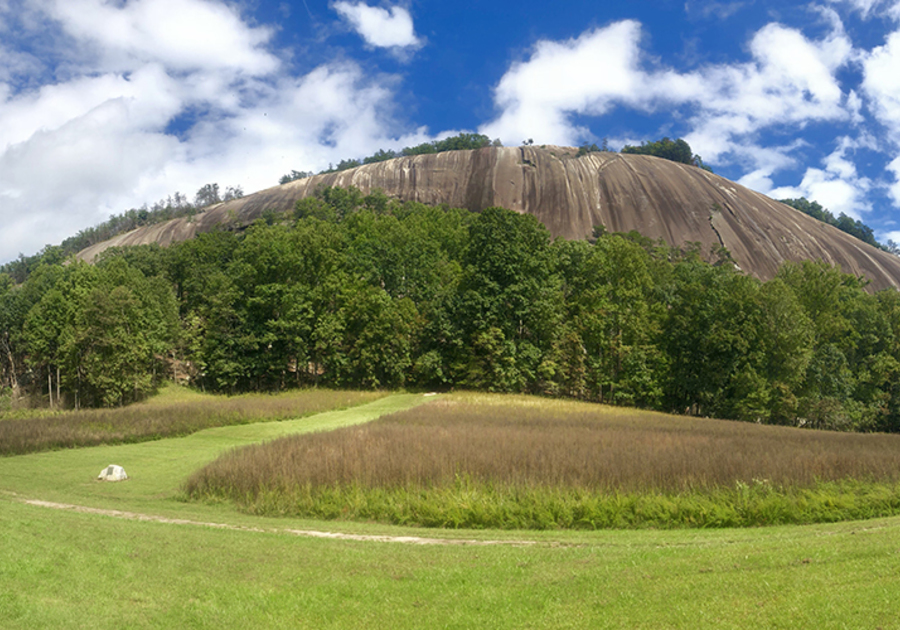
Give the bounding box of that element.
[480,18,853,158]
[0,67,183,150]
[766,137,873,219]
[46,0,278,75]
[847,90,865,123]
[479,21,659,145]
[2,1,897,264]
[862,30,900,141]
[477,14,875,221]
[0,0,424,263]
[737,169,779,192]
[769,172,864,217]
[176,63,429,189]
[887,156,900,206]
[333,2,421,49]
[0,98,183,256]
[732,142,805,191]
[685,21,852,164]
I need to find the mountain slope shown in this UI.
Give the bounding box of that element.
[77,145,900,290]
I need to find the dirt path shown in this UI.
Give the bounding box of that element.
[16,495,898,550]
[19,498,543,547]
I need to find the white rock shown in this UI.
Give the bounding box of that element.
[98,464,128,481]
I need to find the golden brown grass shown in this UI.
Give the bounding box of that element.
[0,388,385,456]
[184,394,900,528]
[188,394,900,494]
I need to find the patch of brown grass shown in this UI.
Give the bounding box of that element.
[0,389,385,456]
[187,395,900,497]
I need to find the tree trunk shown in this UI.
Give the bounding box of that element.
[2,334,20,398]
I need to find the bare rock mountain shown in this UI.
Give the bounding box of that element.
[78,145,900,290]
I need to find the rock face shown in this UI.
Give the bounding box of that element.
[77,146,900,291]
[98,464,128,481]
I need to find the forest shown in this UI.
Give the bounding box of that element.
[2,186,900,433]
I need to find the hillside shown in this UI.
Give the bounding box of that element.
[76,145,900,290]
[8,181,900,429]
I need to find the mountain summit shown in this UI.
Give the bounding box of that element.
[78,146,900,290]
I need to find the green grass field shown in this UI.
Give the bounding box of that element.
[0,384,386,456]
[2,390,900,628]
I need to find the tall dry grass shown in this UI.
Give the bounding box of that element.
[188,396,900,495]
[0,389,384,456]
[184,395,900,528]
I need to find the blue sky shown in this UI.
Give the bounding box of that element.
[2,0,900,263]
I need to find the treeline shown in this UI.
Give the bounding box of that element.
[779,197,897,253]
[621,137,713,172]
[0,256,178,408]
[3,187,900,433]
[283,133,500,182]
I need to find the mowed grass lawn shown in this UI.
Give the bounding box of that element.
[0,384,388,456]
[2,390,900,628]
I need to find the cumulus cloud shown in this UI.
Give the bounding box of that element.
[887,156,900,207]
[480,19,853,159]
[477,14,875,221]
[0,0,422,262]
[862,30,900,141]
[4,0,899,263]
[0,91,183,258]
[767,137,873,219]
[676,20,853,169]
[477,13,897,223]
[733,142,806,192]
[174,63,429,191]
[46,0,279,75]
[333,2,421,49]
[479,21,663,145]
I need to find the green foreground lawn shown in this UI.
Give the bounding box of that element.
[2,392,900,628]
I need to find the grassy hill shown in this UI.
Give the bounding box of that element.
[2,390,900,627]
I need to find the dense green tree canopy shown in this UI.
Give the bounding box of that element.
[621,137,711,171]
[3,186,900,435]
[315,133,498,176]
[780,197,883,250]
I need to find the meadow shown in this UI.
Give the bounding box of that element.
[3,389,900,628]
[186,393,900,529]
[0,385,385,456]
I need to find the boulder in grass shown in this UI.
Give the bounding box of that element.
[98,465,128,481]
